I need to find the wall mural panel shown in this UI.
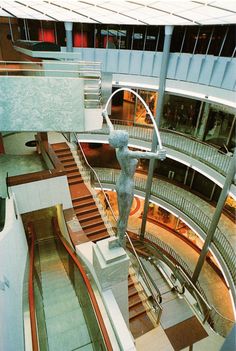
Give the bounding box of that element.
[0,76,85,131]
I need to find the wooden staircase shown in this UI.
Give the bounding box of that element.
[51,142,109,243]
[128,272,155,338]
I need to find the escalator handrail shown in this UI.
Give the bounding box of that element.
[27,222,39,351]
[52,217,113,351]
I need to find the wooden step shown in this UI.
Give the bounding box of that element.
[129,304,147,320]
[79,212,101,223]
[67,171,82,179]
[88,232,109,243]
[128,286,139,298]
[68,178,83,185]
[129,297,145,309]
[72,194,93,203]
[84,225,107,237]
[65,166,78,173]
[128,280,135,288]
[58,156,74,163]
[75,206,98,216]
[55,150,72,157]
[63,162,77,169]
[81,218,104,230]
[53,147,70,153]
[73,199,95,210]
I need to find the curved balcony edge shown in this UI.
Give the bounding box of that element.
[77,130,236,198]
[91,170,236,307]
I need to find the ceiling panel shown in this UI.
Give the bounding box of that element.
[0,0,235,24]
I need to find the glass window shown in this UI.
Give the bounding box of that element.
[182,26,199,54]
[27,19,40,41]
[220,25,236,57]
[132,26,146,50]
[170,26,186,53]
[208,25,226,56]
[156,26,164,51]
[145,26,158,51]
[195,26,213,55]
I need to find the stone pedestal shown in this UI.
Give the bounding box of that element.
[93,237,130,325]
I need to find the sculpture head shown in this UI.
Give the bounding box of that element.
[108,130,129,148]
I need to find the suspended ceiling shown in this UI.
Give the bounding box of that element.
[0,0,236,25]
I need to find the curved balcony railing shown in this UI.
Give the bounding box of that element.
[73,137,235,337]
[131,231,235,337]
[93,167,236,288]
[80,119,232,176]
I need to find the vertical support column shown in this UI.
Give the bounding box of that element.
[64,22,73,52]
[196,102,210,141]
[140,25,174,238]
[194,101,204,137]
[192,148,236,283]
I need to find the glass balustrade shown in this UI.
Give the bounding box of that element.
[30,223,111,351]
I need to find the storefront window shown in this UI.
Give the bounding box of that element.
[134,90,157,125]
[204,107,235,150]
[161,95,200,136]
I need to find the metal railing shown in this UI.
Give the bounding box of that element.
[93,167,236,287]
[74,135,163,322]
[176,265,235,337]
[74,136,235,337]
[137,231,235,337]
[80,119,232,176]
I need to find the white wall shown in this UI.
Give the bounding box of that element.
[84,108,103,131]
[0,198,28,351]
[10,175,73,214]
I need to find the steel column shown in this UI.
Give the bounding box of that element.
[140,25,174,237]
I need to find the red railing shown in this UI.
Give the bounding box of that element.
[52,217,113,351]
[27,222,39,351]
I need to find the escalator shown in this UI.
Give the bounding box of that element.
[23,207,112,351]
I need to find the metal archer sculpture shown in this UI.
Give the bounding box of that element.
[102,88,166,246]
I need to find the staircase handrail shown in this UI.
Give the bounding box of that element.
[75,135,163,311]
[27,222,39,351]
[6,172,10,199]
[126,233,162,305]
[52,217,113,351]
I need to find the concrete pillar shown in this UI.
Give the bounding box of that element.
[64,22,73,52]
[92,237,130,324]
[140,25,174,237]
[196,102,210,141]
[192,148,236,283]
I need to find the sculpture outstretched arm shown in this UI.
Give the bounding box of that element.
[102,110,114,132]
[127,148,167,161]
